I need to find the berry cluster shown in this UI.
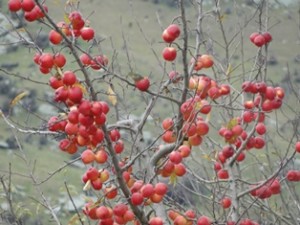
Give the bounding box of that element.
[250,32,272,47]
[8,0,48,22]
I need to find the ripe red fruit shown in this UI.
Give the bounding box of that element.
[188,134,203,146]
[80,53,92,65]
[91,55,108,70]
[109,129,121,142]
[49,30,63,45]
[162,130,177,143]
[222,146,234,159]
[69,11,85,30]
[162,24,180,43]
[162,47,177,61]
[236,151,246,162]
[169,151,183,164]
[86,167,99,181]
[255,122,266,135]
[243,111,254,123]
[131,192,144,205]
[167,24,181,39]
[141,184,155,198]
[62,71,77,86]
[113,140,124,154]
[80,27,95,41]
[217,169,229,179]
[214,162,222,171]
[253,34,266,47]
[286,170,300,181]
[249,32,259,43]
[221,197,232,209]
[295,141,300,153]
[200,54,214,68]
[39,53,54,68]
[64,122,79,135]
[162,117,174,130]
[8,0,22,12]
[113,203,128,217]
[53,53,66,68]
[196,121,209,136]
[81,149,95,164]
[96,206,110,220]
[24,9,38,22]
[21,0,35,12]
[123,210,135,222]
[135,77,150,91]
[265,86,276,100]
[269,179,281,194]
[178,145,191,158]
[263,32,272,43]
[54,86,69,102]
[79,100,92,116]
[154,182,168,195]
[68,86,83,104]
[197,216,211,225]
[100,101,110,114]
[162,29,176,43]
[254,136,265,149]
[130,180,144,193]
[91,178,103,190]
[49,76,63,89]
[149,217,163,225]
[95,149,108,164]
[174,163,186,176]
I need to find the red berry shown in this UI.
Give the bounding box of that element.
[135,77,150,91]
[253,34,266,47]
[8,0,22,12]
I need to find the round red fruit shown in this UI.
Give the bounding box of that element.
[8,0,22,12]
[49,30,63,45]
[53,53,66,68]
[221,197,231,209]
[39,53,54,69]
[81,149,95,164]
[63,71,77,86]
[253,34,266,47]
[131,192,144,205]
[263,32,272,43]
[21,0,35,12]
[295,141,300,153]
[135,77,150,92]
[149,217,163,225]
[197,216,211,225]
[162,47,177,61]
[80,27,95,41]
[217,169,229,179]
[249,32,259,43]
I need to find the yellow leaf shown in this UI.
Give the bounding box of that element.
[64,13,71,24]
[218,14,226,22]
[73,83,87,94]
[68,214,80,225]
[226,117,238,129]
[107,86,117,106]
[169,173,177,186]
[10,91,29,107]
[226,63,233,76]
[128,72,143,82]
[17,28,26,33]
[202,154,212,161]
